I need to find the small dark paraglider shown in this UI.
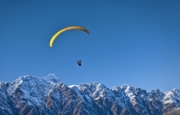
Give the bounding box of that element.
[77,60,82,66]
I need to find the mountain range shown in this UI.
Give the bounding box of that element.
[0,74,180,115]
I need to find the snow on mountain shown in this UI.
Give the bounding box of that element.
[164,88,180,105]
[0,74,180,115]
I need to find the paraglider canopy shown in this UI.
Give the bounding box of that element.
[49,26,90,48]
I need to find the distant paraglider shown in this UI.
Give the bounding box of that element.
[49,26,90,66]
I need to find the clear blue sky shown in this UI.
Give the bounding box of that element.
[1,1,180,92]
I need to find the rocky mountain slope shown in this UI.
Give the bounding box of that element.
[0,74,180,115]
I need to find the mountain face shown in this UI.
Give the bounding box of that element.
[0,74,180,115]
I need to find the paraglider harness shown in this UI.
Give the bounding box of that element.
[77,60,82,66]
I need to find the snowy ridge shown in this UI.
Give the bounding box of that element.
[164,88,180,105]
[0,74,180,115]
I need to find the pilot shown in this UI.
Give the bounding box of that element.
[77,60,82,66]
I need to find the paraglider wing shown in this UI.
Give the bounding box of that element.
[49,26,90,47]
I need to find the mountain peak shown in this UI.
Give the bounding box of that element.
[43,73,60,83]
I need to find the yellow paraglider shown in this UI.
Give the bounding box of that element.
[49,26,90,48]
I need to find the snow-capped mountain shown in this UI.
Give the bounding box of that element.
[0,74,180,115]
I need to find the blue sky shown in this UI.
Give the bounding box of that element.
[0,1,180,92]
